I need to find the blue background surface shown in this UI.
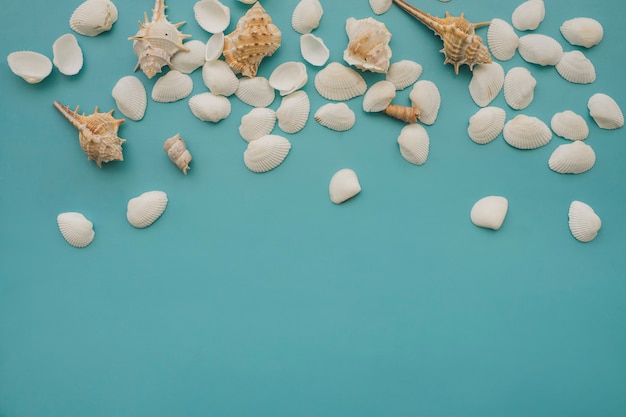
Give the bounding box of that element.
[1,0,625,416]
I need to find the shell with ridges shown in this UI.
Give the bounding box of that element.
[163,134,192,174]
[244,134,291,173]
[52,34,83,76]
[300,33,329,67]
[7,51,53,84]
[568,201,601,243]
[409,80,440,125]
[314,103,356,132]
[511,0,545,31]
[397,124,430,165]
[470,196,508,230]
[193,0,230,34]
[560,17,603,48]
[343,17,392,74]
[151,70,193,103]
[385,60,423,90]
[363,80,397,113]
[170,40,206,74]
[369,0,392,15]
[314,62,367,101]
[548,141,596,175]
[235,76,275,107]
[467,106,506,145]
[503,114,552,150]
[269,61,308,96]
[518,34,563,66]
[188,92,231,123]
[202,59,239,96]
[487,18,518,61]
[329,169,361,204]
[276,90,310,134]
[550,110,589,140]
[239,107,277,142]
[468,62,504,107]
[503,66,536,110]
[70,0,118,37]
[555,50,596,84]
[587,93,624,130]
[57,212,95,248]
[127,191,168,228]
[112,75,147,121]
[291,0,323,34]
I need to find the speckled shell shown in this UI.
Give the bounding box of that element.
[343,17,392,73]
[467,106,506,145]
[314,103,356,131]
[468,62,504,107]
[550,110,589,140]
[503,114,552,149]
[548,141,596,175]
[568,201,601,243]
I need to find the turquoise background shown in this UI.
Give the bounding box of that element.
[1,0,625,415]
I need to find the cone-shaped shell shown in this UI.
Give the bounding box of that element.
[385,60,422,90]
[518,34,563,66]
[363,80,396,113]
[329,169,361,204]
[244,134,291,173]
[470,196,508,230]
[112,75,147,121]
[7,51,52,84]
[511,0,545,31]
[503,66,536,110]
[269,61,308,96]
[548,141,596,175]
[202,60,239,96]
[314,103,356,131]
[503,114,552,149]
[587,93,624,130]
[163,134,192,174]
[239,107,277,142]
[560,17,603,48]
[57,212,95,248]
[127,191,168,228]
[314,62,367,101]
[276,90,310,134]
[568,201,601,243]
[300,33,329,67]
[151,70,193,103]
[467,106,506,145]
[397,124,430,165]
[550,110,589,140]
[291,0,323,34]
[555,50,596,84]
[235,76,275,107]
[170,40,206,74]
[343,17,392,73]
[52,34,83,76]
[487,18,519,61]
[409,80,440,125]
[193,0,230,34]
[468,62,504,107]
[70,0,118,37]
[188,92,231,122]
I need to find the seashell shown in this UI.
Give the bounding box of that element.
[243,134,291,173]
[397,124,430,165]
[511,0,545,31]
[276,90,310,134]
[503,114,552,150]
[205,32,224,62]
[314,103,356,131]
[555,50,596,84]
[568,201,601,243]
[300,34,330,67]
[239,107,277,142]
[550,110,589,140]
[70,0,118,37]
[548,141,596,175]
[127,191,168,228]
[385,60,423,90]
[53,101,125,167]
[201,59,239,96]
[470,196,508,230]
[468,62,505,107]
[329,169,361,204]
[235,76,275,107]
[188,92,231,123]
[291,0,323,34]
[193,0,230,34]
[518,34,563,66]
[170,40,206,74]
[151,70,193,103]
[503,66,536,110]
[57,212,95,248]
[560,17,603,48]
[392,0,491,74]
[409,80,441,125]
[112,75,147,121]
[343,17,392,74]
[369,0,392,15]
[163,133,192,174]
[487,18,519,61]
[467,106,506,145]
[314,62,367,101]
[129,0,191,79]
[7,51,53,84]
[362,80,397,113]
[223,2,281,77]
[238,0,256,3]
[52,34,83,76]
[587,93,624,130]
[269,61,308,96]
[382,104,421,124]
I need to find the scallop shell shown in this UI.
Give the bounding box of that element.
[163,133,192,174]
[126,191,168,228]
[511,0,545,31]
[503,115,552,149]
[503,66,536,110]
[560,17,603,48]
[329,169,361,204]
[269,61,308,96]
[568,201,601,243]
[470,196,508,230]
[343,17,392,74]
[518,34,563,66]
[467,106,506,145]
[202,59,239,96]
[188,92,231,123]
[239,107,277,142]
[57,212,95,248]
[193,0,230,34]
[300,33,330,67]
[362,80,397,113]
[555,50,596,84]
[235,76,275,107]
[276,90,310,134]
[151,70,193,103]
[369,0,392,15]
[409,80,441,125]
[314,62,367,101]
[112,75,147,121]
[487,18,519,61]
[314,103,356,132]
[52,34,83,76]
[550,110,589,140]
[205,32,225,62]
[587,93,624,130]
[548,141,596,175]
[397,124,430,165]
[70,0,118,37]
[291,0,323,34]
[468,62,505,107]
[6,51,52,84]
[385,60,423,90]
[170,40,206,74]
[243,134,291,173]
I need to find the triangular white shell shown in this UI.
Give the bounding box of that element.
[548,141,596,174]
[555,50,596,84]
[7,51,52,84]
[276,90,310,134]
[243,134,291,173]
[487,18,519,61]
[170,40,206,74]
[468,62,505,107]
[57,212,95,248]
[126,191,168,229]
[587,93,624,130]
[329,169,361,204]
[269,61,308,96]
[397,124,430,165]
[385,60,423,90]
[518,34,563,66]
[52,34,83,76]
[202,60,239,96]
[235,76,276,107]
[193,0,230,34]
[550,110,589,140]
[409,80,440,125]
[568,201,601,243]
[112,75,147,121]
[188,92,231,122]
[560,17,603,48]
[151,70,193,103]
[467,106,506,145]
[205,32,225,62]
[369,0,392,15]
[503,114,552,149]
[300,33,329,67]
[503,66,536,110]
[511,0,545,31]
[314,62,367,101]
[314,103,356,131]
[239,107,277,142]
[362,80,396,112]
[69,0,118,37]
[470,196,509,230]
[292,0,323,34]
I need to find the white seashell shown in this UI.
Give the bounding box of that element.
[6,51,52,84]
[560,17,603,48]
[202,60,239,96]
[362,80,396,112]
[151,70,193,103]
[292,0,323,34]
[188,92,231,122]
[568,201,601,243]
[193,0,230,34]
[314,103,356,132]
[235,76,276,107]
[57,212,95,248]
[385,60,422,90]
[329,169,361,204]
[170,40,206,74]
[467,106,506,145]
[126,191,168,229]
[468,62,505,107]
[300,34,329,67]
[238,0,256,3]
[112,75,147,121]
[503,66,536,110]
[52,34,83,76]
[205,32,224,62]
[314,62,367,101]
[244,134,291,173]
[548,141,596,174]
[470,196,508,230]
[409,80,441,125]
[239,107,277,142]
[343,17,392,73]
[555,50,596,84]
[487,18,519,61]
[587,93,624,130]
[511,0,545,31]
[397,124,430,165]
[269,61,308,96]
[550,110,589,140]
[518,34,563,66]
[503,114,552,149]
[369,0,392,15]
[69,0,118,37]
[276,90,310,134]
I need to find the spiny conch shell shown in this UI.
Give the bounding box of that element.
[568,201,601,243]
[205,32,224,62]
[486,18,519,61]
[314,62,367,101]
[518,34,563,66]
[467,106,506,145]
[560,17,603,48]
[243,134,291,173]
[235,76,275,107]
[239,107,277,142]
[314,103,356,132]
[343,17,392,74]
[6,51,53,84]
[163,133,192,174]
[503,114,552,150]
[555,50,596,84]
[129,0,191,79]
[503,66,536,110]
[470,196,508,231]
[385,60,423,90]
[369,0,392,15]
[269,61,308,96]
[548,141,596,175]
[362,80,397,113]
[276,90,310,134]
[53,101,125,167]
[587,93,624,130]
[223,2,281,77]
[170,40,206,74]
[188,92,231,123]
[57,212,95,248]
[291,0,323,34]
[329,169,361,204]
[550,110,589,140]
[70,0,118,37]
[300,34,330,67]
[202,60,239,96]
[409,79,441,125]
[52,34,83,76]
[391,0,491,74]
[511,0,545,31]
[397,124,430,165]
[193,0,230,34]
[151,70,193,103]
[112,75,147,121]
[127,191,168,228]
[468,62,504,107]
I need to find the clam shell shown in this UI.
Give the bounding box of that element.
[170,40,206,74]
[205,32,225,62]
[194,0,230,34]
[314,102,356,132]
[467,106,506,145]
[343,17,392,73]
[314,62,367,101]
[397,124,430,165]
[560,17,603,48]
[503,114,552,149]
[568,201,601,243]
[587,93,624,130]
[555,50,596,84]
[369,0,392,15]
[57,212,95,248]
[235,76,276,107]
[511,0,545,31]
[276,90,310,134]
[468,62,505,107]
[487,18,519,61]
[470,196,508,230]
[548,141,596,175]
[126,191,168,229]
[202,59,239,96]
[6,51,52,84]
[112,75,147,121]
[188,92,231,122]
[269,61,308,96]
[518,34,563,66]
[69,0,118,37]
[292,0,323,34]
[244,134,291,173]
[385,59,422,90]
[329,169,361,204]
[362,80,396,112]
[239,107,277,142]
[550,110,589,140]
[52,33,83,76]
[151,70,193,103]
[409,80,441,125]
[503,66,536,110]
[300,33,329,67]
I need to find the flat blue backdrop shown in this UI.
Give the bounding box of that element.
[1,0,625,416]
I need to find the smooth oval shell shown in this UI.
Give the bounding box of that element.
[568,201,601,243]
[202,60,239,96]
[343,17,392,73]
[362,80,396,112]
[385,60,422,90]
[470,196,509,230]
[194,0,230,34]
[188,92,231,122]
[467,106,506,145]
[236,76,275,107]
[314,102,356,131]
[112,75,147,121]
[300,33,329,67]
[276,90,310,134]
[52,34,83,76]
[587,93,624,130]
[487,18,519,61]
[397,124,430,165]
[329,169,361,204]
[269,61,308,96]
[518,34,563,66]
[170,40,206,74]
[468,62,505,107]
[409,80,440,125]
[560,17,603,48]
[548,141,596,174]
[205,32,224,62]
[503,66,536,110]
[127,191,168,229]
[503,114,552,149]
[244,134,291,173]
[239,107,277,142]
[57,212,95,248]
[550,110,589,140]
[511,0,545,31]
[314,62,367,101]
[151,70,193,103]
[369,0,392,15]
[69,0,118,37]
[292,0,323,34]
[7,51,52,84]
[556,50,596,84]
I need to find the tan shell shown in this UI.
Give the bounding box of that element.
[163,133,192,174]
[343,17,392,73]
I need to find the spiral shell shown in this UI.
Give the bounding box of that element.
[163,133,192,174]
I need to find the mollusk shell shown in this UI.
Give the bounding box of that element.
[568,201,601,243]
[487,18,519,61]
[235,76,276,107]
[503,66,536,110]
[555,50,596,84]
[503,114,552,149]
[112,75,147,121]
[239,107,277,142]
[587,93,624,130]
[468,62,505,107]
[329,169,361,204]
[276,90,310,134]
[314,103,356,131]
[548,141,596,175]
[193,0,230,34]
[518,34,563,66]
[70,0,118,37]
[57,212,95,248]
[385,60,422,90]
[343,17,392,73]
[314,62,367,101]
[243,134,291,173]
[291,0,323,34]
[362,80,396,113]
[151,70,193,103]
[409,80,441,125]
[126,191,168,228]
[202,60,239,96]
[467,106,506,145]
[188,92,231,122]
[163,133,192,174]
[397,124,430,165]
[170,40,206,74]
[369,0,392,15]
[269,61,308,96]
[7,51,53,84]
[300,33,330,67]
[470,196,508,230]
[511,0,545,31]
[560,17,603,48]
[205,32,225,62]
[52,34,83,76]
[550,110,589,140]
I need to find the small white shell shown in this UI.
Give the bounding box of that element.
[468,62,505,107]
[163,134,192,174]
[69,0,118,37]
[52,34,83,76]
[548,141,596,175]
[126,191,168,229]
[409,80,441,125]
[467,106,506,145]
[300,34,330,67]
[568,201,601,243]
[314,62,367,101]
[6,51,52,84]
[369,0,392,15]
[503,66,536,110]
[202,60,239,97]
[170,40,206,74]
[292,0,323,34]
[560,17,603,48]
[235,76,276,108]
[470,196,509,230]
[239,107,277,142]
[112,75,147,121]
[503,114,552,149]
[151,70,193,103]
[329,169,361,204]
[397,124,430,165]
[518,34,563,66]
[587,93,624,130]
[276,90,310,134]
[269,61,308,96]
[362,80,396,112]
[550,110,589,140]
[193,0,230,34]
[487,18,519,61]
[244,134,291,173]
[511,0,545,31]
[57,212,95,248]
[188,92,231,122]
[385,60,422,90]
[555,50,596,84]
[314,103,356,131]
[205,32,225,62]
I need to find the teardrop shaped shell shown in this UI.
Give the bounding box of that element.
[468,62,505,107]
[291,0,323,34]
[151,70,193,103]
[548,141,596,175]
[188,92,231,122]
[57,212,95,248]
[470,196,508,230]
[202,59,239,96]
[70,0,118,37]
[550,110,589,141]
[343,17,392,73]
[385,60,423,90]
[467,106,506,144]
[127,190,168,228]
[235,76,275,107]
[362,80,397,113]
[7,51,53,84]
[518,34,563,66]
[329,169,361,204]
[112,75,147,121]
[170,40,206,74]
[300,33,330,67]
[205,32,225,62]
[369,0,392,15]
[555,50,596,84]
[503,114,552,149]
[269,61,308,96]
[244,134,291,173]
[409,80,441,125]
[314,62,367,101]
[276,90,310,134]
[511,0,545,31]
[314,103,356,132]
[52,34,83,76]
[587,93,624,130]
[487,18,519,61]
[397,124,430,165]
[503,66,536,110]
[239,107,277,142]
[163,133,192,174]
[193,0,230,34]
[568,200,601,243]
[560,17,603,48]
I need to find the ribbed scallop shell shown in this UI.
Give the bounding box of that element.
[385,60,422,90]
[518,34,563,66]
[560,17,603,48]
[503,114,552,149]
[188,92,231,122]
[202,60,239,96]
[548,141,596,175]
[467,106,506,145]
[503,66,536,110]
[555,50,596,84]
[70,0,118,37]
[487,18,519,61]
[587,93,624,130]
[314,62,367,101]
[57,212,95,248]
[7,51,53,84]
[205,32,224,62]
[235,76,276,107]
[409,80,441,125]
[269,61,308,96]
[243,134,291,173]
[468,62,505,107]
[239,107,277,142]
[511,0,545,31]
[291,0,323,34]
[314,103,356,131]
[126,191,168,228]
[369,0,392,15]
[550,110,589,140]
[276,90,310,134]
[151,70,193,103]
[568,201,601,243]
[397,124,430,165]
[343,17,392,74]
[300,33,329,67]
[52,34,83,76]
[362,80,396,113]
[170,40,206,74]
[470,196,508,230]
[112,75,147,121]
[329,169,361,204]
[193,0,230,34]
